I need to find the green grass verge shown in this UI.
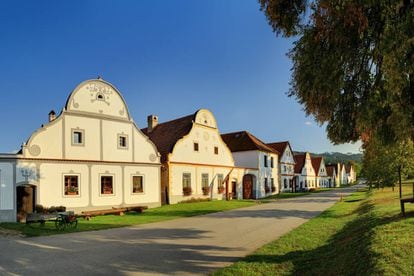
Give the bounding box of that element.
[215,185,414,275]
[264,188,334,200]
[0,200,256,237]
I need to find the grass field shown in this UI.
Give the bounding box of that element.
[215,184,414,275]
[0,200,257,237]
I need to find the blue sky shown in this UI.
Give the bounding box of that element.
[0,0,361,154]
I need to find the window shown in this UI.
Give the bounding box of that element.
[64,175,79,196]
[72,129,84,146]
[118,135,128,149]
[214,146,219,155]
[97,93,104,100]
[194,143,199,152]
[284,179,287,189]
[264,155,268,167]
[284,165,287,172]
[101,176,114,195]
[271,178,274,187]
[217,174,224,188]
[182,173,191,188]
[271,157,274,168]
[201,173,209,188]
[264,178,268,188]
[132,175,144,194]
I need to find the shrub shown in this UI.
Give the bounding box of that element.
[183,187,192,196]
[179,198,211,204]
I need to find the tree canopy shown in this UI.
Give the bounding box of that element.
[259,0,414,145]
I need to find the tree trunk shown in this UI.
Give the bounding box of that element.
[398,165,402,198]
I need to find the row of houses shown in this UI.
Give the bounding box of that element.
[0,79,356,222]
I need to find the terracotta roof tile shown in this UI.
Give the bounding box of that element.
[142,113,196,162]
[326,165,336,177]
[221,131,279,154]
[266,141,289,154]
[294,153,306,174]
[311,156,323,176]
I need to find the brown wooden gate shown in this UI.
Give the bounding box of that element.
[243,175,253,199]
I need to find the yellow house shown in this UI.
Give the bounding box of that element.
[142,109,257,204]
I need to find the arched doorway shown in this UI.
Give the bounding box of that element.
[16,185,36,222]
[243,174,254,199]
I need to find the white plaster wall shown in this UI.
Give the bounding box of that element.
[132,127,160,164]
[232,151,259,168]
[65,115,101,160]
[170,125,234,166]
[24,118,63,159]
[0,162,13,210]
[38,163,89,208]
[124,165,160,205]
[280,146,295,164]
[102,120,133,162]
[66,80,129,120]
[16,162,38,184]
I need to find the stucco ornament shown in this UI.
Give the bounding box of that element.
[149,154,157,162]
[29,145,41,156]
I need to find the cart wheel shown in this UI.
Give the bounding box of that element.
[55,216,66,230]
[69,219,78,230]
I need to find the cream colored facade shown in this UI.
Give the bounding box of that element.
[279,146,296,192]
[0,79,161,222]
[295,153,317,190]
[164,110,251,204]
[315,159,329,188]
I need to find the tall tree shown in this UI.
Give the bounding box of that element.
[259,0,414,144]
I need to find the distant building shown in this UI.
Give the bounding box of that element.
[346,164,357,183]
[311,156,329,188]
[325,165,337,187]
[222,131,279,198]
[267,141,296,192]
[294,152,316,190]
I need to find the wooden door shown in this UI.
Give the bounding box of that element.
[243,175,253,199]
[17,186,35,222]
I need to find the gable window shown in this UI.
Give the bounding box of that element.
[264,155,268,167]
[97,93,105,100]
[214,146,219,155]
[201,173,209,188]
[101,176,114,195]
[194,143,199,152]
[132,175,144,194]
[64,175,79,196]
[118,134,128,149]
[72,129,84,146]
[270,157,274,168]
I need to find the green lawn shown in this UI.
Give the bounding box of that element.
[264,188,334,200]
[215,184,414,275]
[0,200,256,237]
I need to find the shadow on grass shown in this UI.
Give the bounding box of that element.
[241,199,403,275]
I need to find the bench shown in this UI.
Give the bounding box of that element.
[400,197,414,216]
[81,206,148,220]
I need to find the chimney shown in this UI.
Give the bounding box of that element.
[49,110,56,122]
[147,115,158,133]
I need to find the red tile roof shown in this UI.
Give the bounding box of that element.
[294,153,306,174]
[221,131,279,154]
[266,141,289,154]
[311,156,323,176]
[326,165,336,177]
[142,113,196,162]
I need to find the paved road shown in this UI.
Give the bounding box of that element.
[0,186,360,275]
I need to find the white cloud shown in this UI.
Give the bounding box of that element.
[304,121,312,126]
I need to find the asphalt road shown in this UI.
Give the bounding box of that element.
[0,186,359,275]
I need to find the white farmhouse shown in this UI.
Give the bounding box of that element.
[311,156,329,188]
[346,164,356,184]
[267,141,295,193]
[294,152,316,190]
[142,109,255,204]
[326,165,337,187]
[221,131,279,198]
[0,78,161,222]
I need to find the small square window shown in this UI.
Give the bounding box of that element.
[194,143,199,152]
[72,130,84,146]
[214,146,219,155]
[101,176,114,195]
[132,175,144,194]
[64,175,79,196]
[118,135,128,149]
